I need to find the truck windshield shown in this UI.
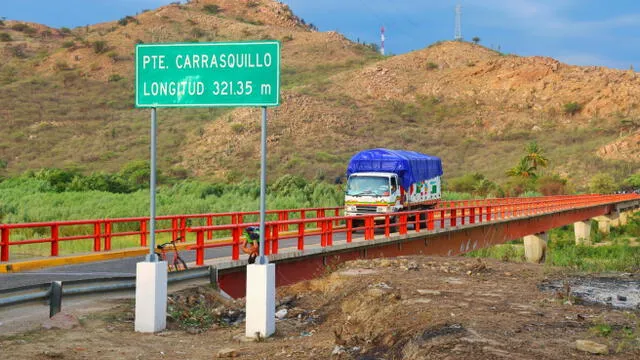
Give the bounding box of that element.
[346,176,390,196]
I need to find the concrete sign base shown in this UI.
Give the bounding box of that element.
[245,263,275,338]
[135,261,167,333]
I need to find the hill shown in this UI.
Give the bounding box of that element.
[0,0,638,190]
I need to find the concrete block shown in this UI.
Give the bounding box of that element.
[245,263,275,338]
[574,220,591,245]
[524,233,547,263]
[135,261,167,333]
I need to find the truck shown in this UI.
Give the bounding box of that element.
[344,148,443,227]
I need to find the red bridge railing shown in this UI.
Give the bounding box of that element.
[185,194,639,266]
[1,194,638,264]
[0,207,341,262]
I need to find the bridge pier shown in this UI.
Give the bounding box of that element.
[619,211,629,226]
[574,220,591,245]
[523,233,547,263]
[593,214,619,234]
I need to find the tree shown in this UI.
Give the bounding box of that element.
[589,173,617,194]
[506,158,537,178]
[472,36,480,44]
[621,173,640,191]
[523,141,548,169]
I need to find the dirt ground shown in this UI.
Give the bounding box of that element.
[1,256,638,359]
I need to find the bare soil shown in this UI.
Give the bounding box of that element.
[1,256,638,359]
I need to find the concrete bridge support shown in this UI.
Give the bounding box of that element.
[593,214,619,234]
[574,220,591,245]
[619,211,629,226]
[523,233,547,263]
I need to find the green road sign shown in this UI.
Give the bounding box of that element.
[135,41,280,108]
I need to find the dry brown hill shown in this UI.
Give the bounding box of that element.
[0,0,638,188]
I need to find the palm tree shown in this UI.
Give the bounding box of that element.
[506,158,537,178]
[523,141,548,169]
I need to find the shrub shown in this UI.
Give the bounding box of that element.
[9,44,27,58]
[563,101,582,115]
[61,40,75,48]
[589,173,617,194]
[203,4,220,14]
[190,27,206,38]
[92,40,109,54]
[106,51,119,61]
[0,32,11,42]
[426,62,438,70]
[59,27,71,34]
[54,60,71,71]
[281,34,294,42]
[118,16,138,26]
[108,74,123,82]
[11,23,33,33]
[247,0,260,7]
[536,175,568,195]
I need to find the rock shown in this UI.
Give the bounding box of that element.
[42,312,80,330]
[332,345,345,355]
[576,340,608,355]
[217,348,239,358]
[367,288,387,298]
[417,289,441,296]
[617,294,627,301]
[407,261,419,270]
[402,298,432,305]
[275,309,288,319]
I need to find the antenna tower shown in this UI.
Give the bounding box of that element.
[380,26,385,55]
[454,4,462,40]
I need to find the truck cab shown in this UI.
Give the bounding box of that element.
[344,172,402,217]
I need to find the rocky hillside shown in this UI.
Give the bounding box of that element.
[0,0,638,187]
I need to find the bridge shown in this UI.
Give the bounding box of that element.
[1,194,639,298]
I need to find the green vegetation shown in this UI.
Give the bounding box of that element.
[589,173,617,194]
[0,32,11,42]
[117,16,138,26]
[563,101,582,115]
[11,23,35,34]
[92,40,109,54]
[202,4,220,14]
[467,214,640,272]
[0,172,343,224]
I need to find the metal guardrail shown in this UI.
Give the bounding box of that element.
[0,266,214,317]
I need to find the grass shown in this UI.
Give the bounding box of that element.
[466,218,640,273]
[0,174,344,259]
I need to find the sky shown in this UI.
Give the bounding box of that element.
[3,0,640,70]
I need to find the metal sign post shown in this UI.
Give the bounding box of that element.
[257,106,267,264]
[147,107,158,262]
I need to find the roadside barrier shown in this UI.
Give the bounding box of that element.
[0,266,214,317]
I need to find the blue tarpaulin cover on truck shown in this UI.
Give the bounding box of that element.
[346,149,443,189]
